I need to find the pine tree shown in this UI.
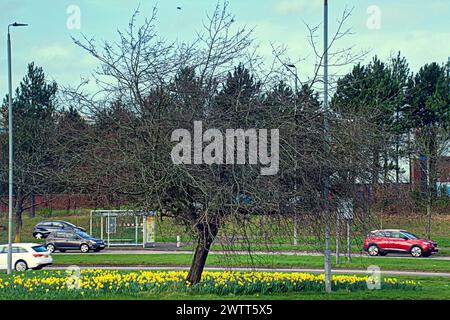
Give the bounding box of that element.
[0,62,58,239]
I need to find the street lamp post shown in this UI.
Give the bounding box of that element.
[286,63,299,245]
[323,0,332,293]
[7,22,28,275]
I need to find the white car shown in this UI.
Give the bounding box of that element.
[0,243,53,271]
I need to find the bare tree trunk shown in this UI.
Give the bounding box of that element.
[395,136,400,184]
[293,214,298,246]
[335,213,340,264]
[426,155,432,239]
[383,150,389,183]
[14,193,25,242]
[372,149,380,185]
[186,221,219,285]
[66,194,71,215]
[346,220,351,261]
[324,211,332,292]
[29,193,36,218]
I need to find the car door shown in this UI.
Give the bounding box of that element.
[65,232,80,249]
[13,246,29,265]
[0,246,6,269]
[53,232,68,249]
[397,232,413,252]
[376,231,390,250]
[385,231,406,252]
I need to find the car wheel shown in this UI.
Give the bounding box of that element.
[15,260,28,272]
[410,246,423,257]
[368,244,380,256]
[80,244,90,253]
[34,233,43,239]
[46,244,56,253]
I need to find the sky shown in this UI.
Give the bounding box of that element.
[0,0,449,97]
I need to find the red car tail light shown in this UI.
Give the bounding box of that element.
[33,253,44,258]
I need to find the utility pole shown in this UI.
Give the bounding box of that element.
[286,63,299,246]
[7,22,28,274]
[323,0,332,293]
[7,24,14,275]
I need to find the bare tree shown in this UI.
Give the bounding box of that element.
[61,2,378,287]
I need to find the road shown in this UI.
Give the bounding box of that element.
[46,265,450,278]
[57,248,450,261]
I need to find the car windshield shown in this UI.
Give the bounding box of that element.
[32,245,48,253]
[76,231,94,239]
[63,221,77,228]
[402,231,419,239]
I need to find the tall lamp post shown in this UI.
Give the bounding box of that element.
[323,0,332,293]
[7,22,28,274]
[286,63,299,245]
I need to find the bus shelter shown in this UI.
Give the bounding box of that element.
[89,210,157,248]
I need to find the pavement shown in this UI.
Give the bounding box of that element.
[45,265,450,278]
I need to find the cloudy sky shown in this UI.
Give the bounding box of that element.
[0,0,449,97]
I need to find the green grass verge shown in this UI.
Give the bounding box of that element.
[134,276,450,300]
[0,274,447,300]
[51,253,450,272]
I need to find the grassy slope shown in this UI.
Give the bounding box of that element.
[52,253,450,272]
[1,211,450,248]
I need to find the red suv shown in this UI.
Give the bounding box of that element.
[364,229,438,257]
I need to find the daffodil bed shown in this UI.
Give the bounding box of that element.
[0,270,418,299]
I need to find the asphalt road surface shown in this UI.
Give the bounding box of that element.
[57,248,450,260]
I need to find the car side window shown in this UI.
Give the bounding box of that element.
[391,231,402,239]
[399,232,409,239]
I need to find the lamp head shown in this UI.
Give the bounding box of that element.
[12,22,28,27]
[8,22,28,31]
